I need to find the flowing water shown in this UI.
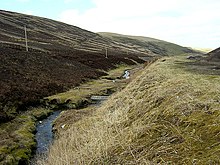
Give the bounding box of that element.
[30,110,61,164]
[35,110,61,154]
[30,70,129,164]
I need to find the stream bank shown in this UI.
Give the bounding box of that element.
[0,64,142,165]
[48,65,143,135]
[30,110,61,165]
[0,107,52,165]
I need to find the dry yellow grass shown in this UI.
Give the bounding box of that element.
[37,55,220,165]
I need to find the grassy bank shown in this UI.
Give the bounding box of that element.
[46,64,135,105]
[47,64,139,133]
[38,55,220,164]
[0,64,138,164]
[0,108,52,165]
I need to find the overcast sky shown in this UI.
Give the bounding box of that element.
[1,0,220,49]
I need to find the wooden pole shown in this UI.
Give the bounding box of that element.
[24,25,28,52]
[105,47,108,58]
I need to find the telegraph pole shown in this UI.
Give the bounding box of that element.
[105,47,108,58]
[24,25,28,52]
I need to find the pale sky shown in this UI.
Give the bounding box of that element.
[1,0,220,49]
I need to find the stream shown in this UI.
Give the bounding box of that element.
[30,70,130,163]
[31,110,61,164]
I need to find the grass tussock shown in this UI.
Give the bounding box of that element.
[38,55,220,164]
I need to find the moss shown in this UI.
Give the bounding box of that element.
[0,107,54,164]
[178,110,220,159]
[4,104,18,120]
[30,108,53,120]
[46,65,134,108]
[0,146,9,161]
[13,149,29,162]
[4,155,16,165]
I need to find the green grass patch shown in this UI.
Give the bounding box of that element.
[47,65,135,107]
[0,108,52,164]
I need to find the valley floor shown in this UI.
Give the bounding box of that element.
[0,64,139,165]
[38,54,220,164]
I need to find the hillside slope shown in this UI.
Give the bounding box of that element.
[0,10,198,123]
[207,47,220,62]
[0,10,146,122]
[40,55,220,164]
[98,32,196,57]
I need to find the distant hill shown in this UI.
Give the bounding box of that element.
[206,47,220,61]
[98,32,196,57]
[0,10,196,122]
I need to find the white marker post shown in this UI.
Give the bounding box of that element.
[24,25,28,52]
